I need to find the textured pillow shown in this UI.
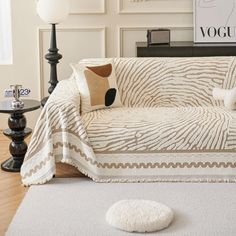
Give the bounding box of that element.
[213,87,236,110]
[71,61,122,114]
[106,199,174,233]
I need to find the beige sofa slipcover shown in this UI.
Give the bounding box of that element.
[21,57,236,185]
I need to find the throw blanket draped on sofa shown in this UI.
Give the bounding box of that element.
[21,57,236,185]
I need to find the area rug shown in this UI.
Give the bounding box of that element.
[6,178,236,236]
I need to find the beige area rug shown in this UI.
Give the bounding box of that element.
[6,178,236,236]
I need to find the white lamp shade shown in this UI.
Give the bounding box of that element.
[37,0,69,24]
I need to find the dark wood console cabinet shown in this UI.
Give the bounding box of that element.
[136,42,236,57]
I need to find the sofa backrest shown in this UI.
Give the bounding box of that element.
[79,57,236,107]
[113,57,236,107]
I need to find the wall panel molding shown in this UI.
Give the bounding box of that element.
[118,26,193,57]
[38,27,106,99]
[118,0,193,14]
[70,0,106,14]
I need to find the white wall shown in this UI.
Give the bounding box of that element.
[0,0,193,129]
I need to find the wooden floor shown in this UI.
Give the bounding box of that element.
[0,132,84,235]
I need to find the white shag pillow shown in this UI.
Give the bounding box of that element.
[213,87,236,110]
[106,199,174,233]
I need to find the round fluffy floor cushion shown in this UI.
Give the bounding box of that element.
[106,199,174,233]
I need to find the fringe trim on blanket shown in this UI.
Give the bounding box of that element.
[23,159,236,186]
[22,173,55,187]
[66,160,236,183]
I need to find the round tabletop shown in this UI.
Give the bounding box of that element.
[0,99,41,114]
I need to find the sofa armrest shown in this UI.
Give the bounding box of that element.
[47,76,81,112]
[20,76,96,186]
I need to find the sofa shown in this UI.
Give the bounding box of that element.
[21,57,236,185]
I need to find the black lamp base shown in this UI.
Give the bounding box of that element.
[41,96,49,107]
[42,24,62,107]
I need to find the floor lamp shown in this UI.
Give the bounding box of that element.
[37,0,69,106]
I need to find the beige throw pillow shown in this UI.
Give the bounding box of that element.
[71,61,122,114]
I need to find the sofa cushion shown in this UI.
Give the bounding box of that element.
[112,57,236,108]
[82,107,236,153]
[71,61,122,114]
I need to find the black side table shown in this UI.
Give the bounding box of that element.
[0,99,40,172]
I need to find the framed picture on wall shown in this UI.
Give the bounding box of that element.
[194,0,236,43]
